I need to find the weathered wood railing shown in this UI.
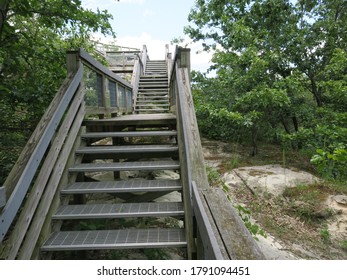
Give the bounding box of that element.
[131,45,148,111]
[168,47,265,260]
[77,48,133,116]
[106,49,141,73]
[0,48,133,259]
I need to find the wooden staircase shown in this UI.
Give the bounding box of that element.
[40,103,186,256]
[135,60,170,113]
[0,46,265,260]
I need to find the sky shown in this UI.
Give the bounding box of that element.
[81,0,212,73]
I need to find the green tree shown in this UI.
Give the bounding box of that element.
[186,0,347,178]
[0,0,115,183]
[1,0,114,125]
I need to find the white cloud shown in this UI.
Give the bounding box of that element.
[116,32,167,59]
[117,0,145,3]
[143,9,155,17]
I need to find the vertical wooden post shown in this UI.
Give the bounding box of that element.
[141,45,148,71]
[66,51,80,74]
[103,75,108,110]
[96,73,107,118]
[177,47,191,79]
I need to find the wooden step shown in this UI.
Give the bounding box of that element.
[41,228,186,251]
[81,130,177,139]
[137,90,168,94]
[135,107,169,110]
[76,145,178,155]
[69,160,180,173]
[145,68,166,71]
[145,71,167,75]
[135,108,169,113]
[136,103,170,107]
[140,75,168,79]
[136,100,169,104]
[61,180,182,194]
[137,97,169,101]
[135,107,169,111]
[53,202,184,219]
[146,60,166,64]
[83,113,176,127]
[77,145,177,160]
[140,77,168,81]
[140,80,167,82]
[139,84,168,88]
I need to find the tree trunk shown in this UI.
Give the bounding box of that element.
[310,76,323,107]
[292,114,299,132]
[281,116,291,134]
[0,0,10,44]
[250,125,258,156]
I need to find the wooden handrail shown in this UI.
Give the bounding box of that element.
[77,48,134,115]
[170,47,208,259]
[78,48,132,89]
[191,181,224,259]
[171,46,264,260]
[131,45,148,111]
[0,67,83,242]
[0,48,134,249]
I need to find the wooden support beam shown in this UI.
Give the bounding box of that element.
[202,188,265,260]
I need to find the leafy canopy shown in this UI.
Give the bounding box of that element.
[0,0,115,184]
[186,0,347,179]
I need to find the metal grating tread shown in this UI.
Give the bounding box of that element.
[81,130,177,139]
[136,97,169,102]
[83,113,176,127]
[53,202,184,219]
[136,107,170,110]
[41,228,186,251]
[137,95,169,99]
[140,76,167,78]
[139,81,168,85]
[140,75,168,78]
[135,109,169,113]
[61,179,182,194]
[76,145,178,154]
[138,89,168,92]
[69,160,180,173]
[136,104,169,107]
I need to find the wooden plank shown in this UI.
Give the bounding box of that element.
[17,103,86,259]
[191,182,224,259]
[203,188,265,260]
[173,54,206,259]
[176,66,209,191]
[130,48,142,109]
